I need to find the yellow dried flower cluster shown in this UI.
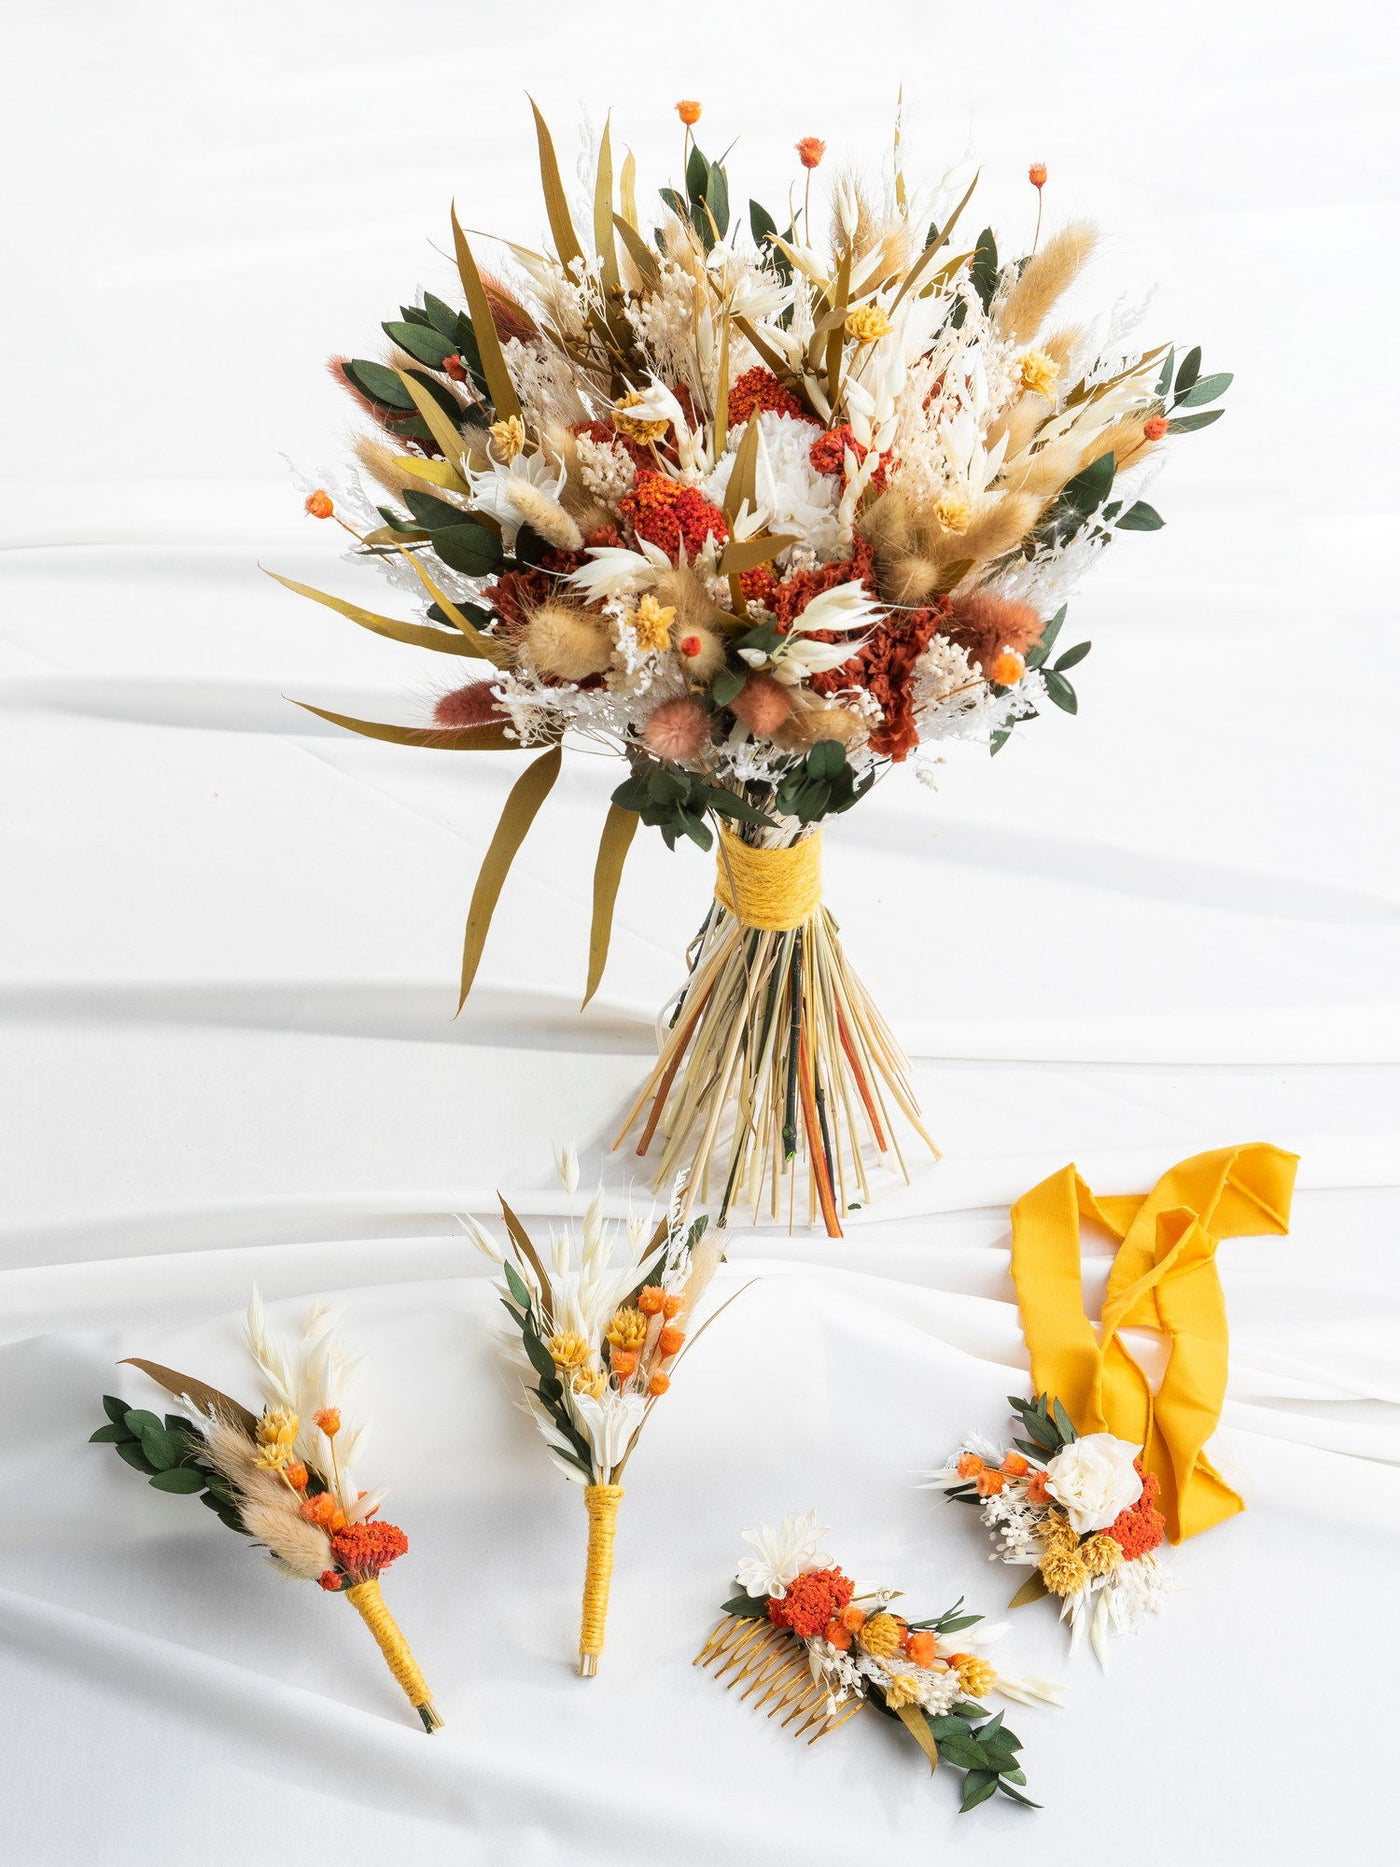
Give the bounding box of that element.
[857,1612,904,1659]
[1039,1549,1089,1597]
[254,1407,299,1471]
[1080,1532,1124,1576]
[955,1655,998,1698]
[611,392,669,444]
[1036,1510,1078,1557]
[931,494,972,535]
[844,304,892,345]
[631,594,676,653]
[1018,349,1060,399]
[488,414,526,461]
[546,1330,591,1370]
[882,1672,923,1710]
[604,1306,649,1351]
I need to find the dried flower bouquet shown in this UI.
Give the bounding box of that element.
[280,101,1228,1234]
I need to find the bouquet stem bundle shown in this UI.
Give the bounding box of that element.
[578,1482,624,1676]
[614,826,938,1237]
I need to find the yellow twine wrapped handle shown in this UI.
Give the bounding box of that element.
[714,825,822,931]
[578,1483,623,1676]
[344,1577,443,1732]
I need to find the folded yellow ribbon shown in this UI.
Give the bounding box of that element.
[1010,1144,1298,1543]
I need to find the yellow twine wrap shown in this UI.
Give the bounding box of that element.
[344,1577,443,1732]
[714,825,822,931]
[578,1482,623,1676]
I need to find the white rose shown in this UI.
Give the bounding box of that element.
[1043,1433,1143,1533]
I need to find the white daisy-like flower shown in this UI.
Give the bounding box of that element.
[464,448,581,551]
[567,539,671,603]
[734,1510,830,1599]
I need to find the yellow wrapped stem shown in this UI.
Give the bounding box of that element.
[714,825,822,931]
[344,1578,443,1732]
[578,1483,624,1676]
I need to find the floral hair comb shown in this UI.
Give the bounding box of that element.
[925,1394,1170,1660]
[696,1511,1062,1813]
[91,1295,441,1730]
[468,1157,741,1674]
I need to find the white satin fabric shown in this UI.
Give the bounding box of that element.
[2,4,1397,1862]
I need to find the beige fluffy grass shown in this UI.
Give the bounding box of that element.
[997,222,1098,344]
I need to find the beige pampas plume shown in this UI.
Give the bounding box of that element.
[200,1416,333,1582]
[352,435,435,505]
[507,478,584,553]
[772,691,868,754]
[953,492,1043,573]
[521,601,613,680]
[997,222,1098,344]
[1041,326,1084,373]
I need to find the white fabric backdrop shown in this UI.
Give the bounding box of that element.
[3,3,1397,1860]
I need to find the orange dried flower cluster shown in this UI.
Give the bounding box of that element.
[301,1491,347,1532]
[767,1567,855,1639]
[808,423,887,491]
[1104,1463,1167,1560]
[620,471,729,561]
[959,1446,1041,1498]
[795,137,826,171]
[304,489,334,519]
[330,1520,410,1581]
[1143,414,1170,441]
[727,365,811,427]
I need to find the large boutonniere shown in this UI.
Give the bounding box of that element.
[91,1295,441,1730]
[467,1155,743,1675]
[925,1394,1171,1661]
[695,1511,1063,1814]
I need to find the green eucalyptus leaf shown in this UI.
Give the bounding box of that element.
[89,1423,131,1444]
[1176,370,1232,407]
[502,1261,532,1310]
[431,523,503,578]
[115,1441,156,1474]
[960,1770,1000,1813]
[383,320,457,369]
[1166,408,1226,435]
[1174,345,1202,394]
[1041,669,1078,714]
[342,359,418,410]
[720,1592,770,1619]
[148,1467,205,1494]
[403,488,468,530]
[102,1395,132,1427]
[1116,501,1164,531]
[1054,640,1092,671]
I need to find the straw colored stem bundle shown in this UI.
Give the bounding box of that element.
[613,831,938,1236]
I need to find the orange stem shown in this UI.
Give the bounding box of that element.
[798,1026,842,1237]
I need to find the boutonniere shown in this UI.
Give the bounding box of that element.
[696,1512,1062,1813]
[91,1296,441,1730]
[467,1156,741,1674]
[926,1394,1171,1660]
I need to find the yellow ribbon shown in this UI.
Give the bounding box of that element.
[1009,1144,1298,1543]
[714,825,822,931]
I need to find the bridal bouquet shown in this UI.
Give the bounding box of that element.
[281,100,1228,1234]
[92,1297,442,1730]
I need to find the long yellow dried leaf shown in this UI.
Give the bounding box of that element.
[393,454,471,495]
[722,416,762,526]
[458,743,563,1009]
[613,213,660,291]
[891,169,979,311]
[528,96,584,273]
[450,203,522,422]
[396,370,470,469]
[290,700,522,751]
[266,570,483,658]
[896,1703,940,1774]
[593,115,618,295]
[619,150,638,230]
[582,801,639,1009]
[718,533,798,576]
[393,551,512,668]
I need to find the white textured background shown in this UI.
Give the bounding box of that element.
[2,3,1397,1862]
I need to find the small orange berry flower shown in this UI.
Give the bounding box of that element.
[1143,414,1170,441]
[904,1630,938,1668]
[647,1372,670,1397]
[284,1461,309,1492]
[975,1469,1006,1498]
[314,1408,341,1438]
[304,490,334,520]
[1029,163,1048,189]
[839,1604,867,1635]
[300,1492,347,1532]
[638,1285,667,1316]
[442,353,468,383]
[1001,1451,1030,1479]
[675,100,701,127]
[956,1452,985,1480]
[658,1325,685,1357]
[989,649,1026,687]
[823,1616,853,1651]
[796,137,826,171]
[610,1349,639,1380]
[1026,1469,1052,1505]
[663,1294,682,1318]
